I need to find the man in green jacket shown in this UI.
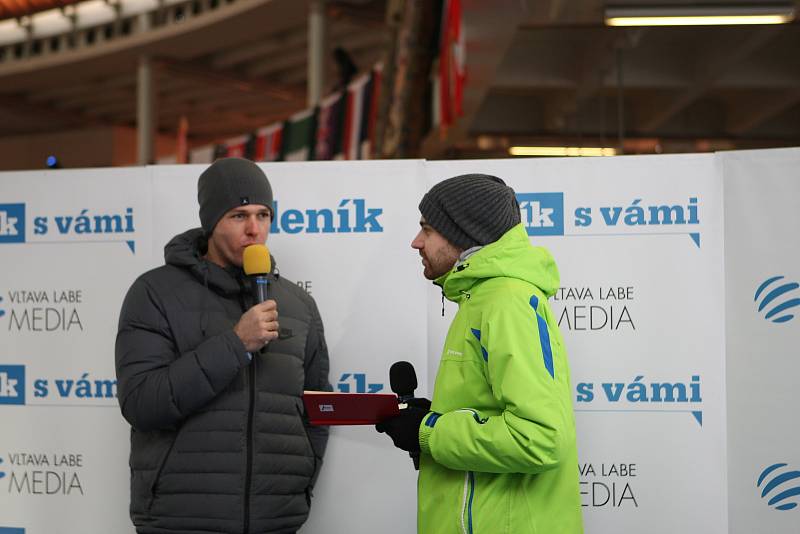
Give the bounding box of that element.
[377,173,583,533]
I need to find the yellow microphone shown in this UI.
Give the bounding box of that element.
[243,244,271,303]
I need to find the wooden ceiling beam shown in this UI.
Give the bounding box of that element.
[156,56,301,102]
[727,90,800,135]
[546,27,646,131]
[638,26,782,133]
[210,25,307,70]
[0,92,108,130]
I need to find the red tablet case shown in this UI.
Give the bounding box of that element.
[302,391,400,425]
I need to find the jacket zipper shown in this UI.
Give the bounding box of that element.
[461,471,475,534]
[243,356,255,534]
[241,285,256,534]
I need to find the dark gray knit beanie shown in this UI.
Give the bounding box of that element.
[197,157,273,234]
[419,173,520,250]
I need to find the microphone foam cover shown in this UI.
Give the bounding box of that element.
[390,361,417,396]
[243,244,271,275]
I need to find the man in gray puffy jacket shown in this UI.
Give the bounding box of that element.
[115,157,331,534]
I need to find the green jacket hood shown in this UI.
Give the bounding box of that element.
[437,223,560,301]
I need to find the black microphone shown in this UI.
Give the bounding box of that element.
[390,361,417,403]
[390,361,421,470]
[243,244,271,303]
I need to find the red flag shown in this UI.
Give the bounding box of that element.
[359,65,382,159]
[438,0,465,131]
[222,135,249,158]
[342,74,370,160]
[254,122,284,161]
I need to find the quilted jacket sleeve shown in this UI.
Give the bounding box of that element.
[115,276,250,432]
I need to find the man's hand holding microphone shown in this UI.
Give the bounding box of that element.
[376,361,433,469]
[235,244,279,354]
[234,300,279,352]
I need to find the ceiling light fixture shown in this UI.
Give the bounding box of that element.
[605,4,795,26]
[509,146,618,157]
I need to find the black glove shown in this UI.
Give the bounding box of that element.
[375,398,431,453]
[406,397,432,411]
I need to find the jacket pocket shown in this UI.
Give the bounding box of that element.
[469,471,517,534]
[146,434,178,512]
[295,402,317,498]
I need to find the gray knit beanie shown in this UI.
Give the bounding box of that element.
[197,157,273,234]
[419,173,520,250]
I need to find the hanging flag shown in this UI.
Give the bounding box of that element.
[282,108,318,161]
[174,60,387,165]
[358,65,382,160]
[452,0,465,118]
[314,91,345,161]
[342,73,370,160]
[176,116,189,164]
[189,145,215,163]
[254,122,284,162]
[438,0,465,132]
[218,135,251,158]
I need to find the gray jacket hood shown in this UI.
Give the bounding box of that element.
[163,228,277,296]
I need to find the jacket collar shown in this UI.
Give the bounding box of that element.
[435,223,560,303]
[164,228,245,296]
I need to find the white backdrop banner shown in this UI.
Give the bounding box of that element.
[0,167,154,534]
[146,160,430,534]
[0,150,790,533]
[722,147,800,533]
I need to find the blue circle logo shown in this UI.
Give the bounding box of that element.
[754,276,800,323]
[757,463,800,511]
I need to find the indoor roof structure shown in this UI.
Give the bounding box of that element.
[1,0,798,163]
